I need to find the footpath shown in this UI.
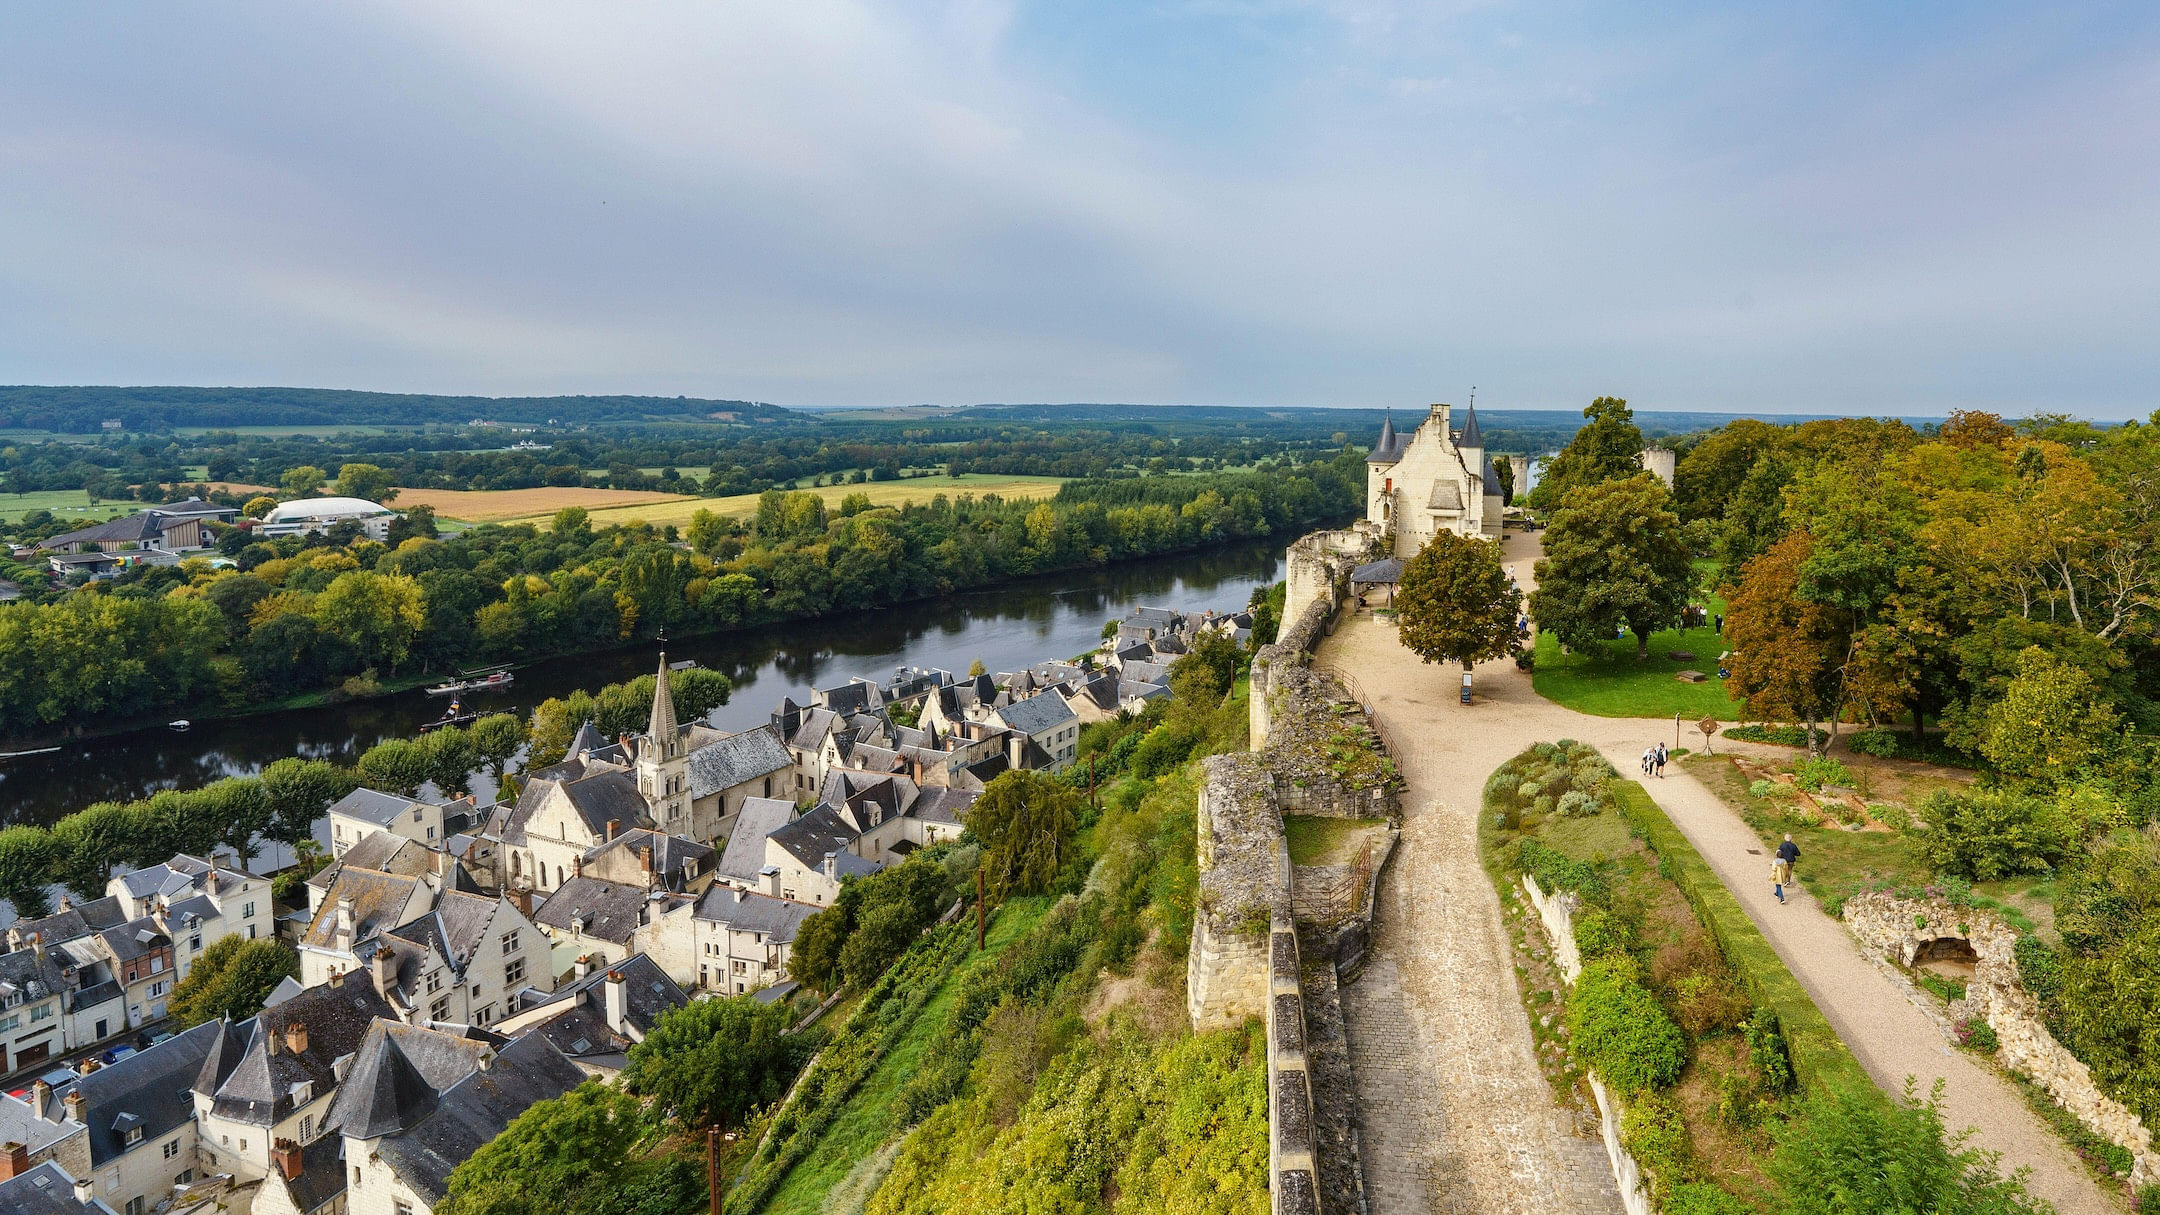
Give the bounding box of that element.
[1319,581,2118,1215]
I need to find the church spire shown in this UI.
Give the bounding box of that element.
[648,652,678,751]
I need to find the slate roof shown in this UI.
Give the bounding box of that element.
[328,1020,500,1140]
[767,805,863,871]
[1459,400,1483,449]
[0,1091,85,1159]
[370,1030,587,1203]
[716,798,796,882]
[197,972,397,1126]
[312,831,434,890]
[97,918,170,964]
[50,1019,223,1165]
[0,1161,104,1215]
[0,944,72,1012]
[996,690,1076,736]
[1368,409,1403,463]
[328,788,427,829]
[1428,480,1463,511]
[1124,606,1184,631]
[684,725,792,801]
[1351,557,1404,584]
[385,891,502,975]
[1119,680,1171,704]
[910,787,978,825]
[693,887,818,944]
[533,768,650,840]
[301,869,425,953]
[1117,660,1172,687]
[784,707,841,751]
[585,828,713,892]
[113,853,219,902]
[37,499,232,551]
[566,720,610,759]
[533,877,654,944]
[270,1132,348,1215]
[8,896,127,948]
[518,953,687,1046]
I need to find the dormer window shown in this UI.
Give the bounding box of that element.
[126,1128,143,1145]
[291,1080,312,1105]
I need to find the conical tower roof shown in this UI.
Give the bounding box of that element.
[648,652,678,744]
[1459,400,1483,449]
[1367,409,1401,463]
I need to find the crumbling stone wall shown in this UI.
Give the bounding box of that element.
[1844,891,2160,1186]
[1263,663,1403,820]
[1188,753,1293,1030]
[1269,916,1323,1215]
[1253,528,1371,747]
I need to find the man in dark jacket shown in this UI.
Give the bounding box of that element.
[1773,834,1800,903]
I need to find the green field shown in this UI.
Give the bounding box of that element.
[1529,568,1742,720]
[762,896,1050,1215]
[171,424,398,437]
[0,490,143,525]
[502,473,1066,529]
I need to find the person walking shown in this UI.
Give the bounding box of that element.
[1773,834,1800,903]
[1654,743,1668,778]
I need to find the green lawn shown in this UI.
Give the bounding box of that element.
[0,490,144,525]
[761,897,1051,1215]
[1530,566,1744,720]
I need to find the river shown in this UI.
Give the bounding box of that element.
[0,536,1295,830]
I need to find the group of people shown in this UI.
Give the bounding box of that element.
[1640,741,1669,777]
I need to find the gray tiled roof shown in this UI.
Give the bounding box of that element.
[372,1030,587,1202]
[0,1091,84,1160]
[0,1162,104,1215]
[996,690,1075,736]
[716,798,796,882]
[328,1020,500,1141]
[301,869,423,952]
[199,972,397,1126]
[51,1019,224,1165]
[533,877,653,945]
[1117,660,1172,687]
[519,953,687,1043]
[910,788,978,825]
[555,771,651,839]
[686,725,793,800]
[767,805,861,870]
[692,887,818,944]
[329,788,426,829]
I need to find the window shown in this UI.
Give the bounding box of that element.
[126,1197,146,1215]
[0,1013,19,1032]
[425,970,442,994]
[151,956,165,974]
[247,925,257,939]
[504,959,525,987]
[471,983,483,999]
[430,998,450,1021]
[397,1202,415,1215]
[474,1005,494,1026]
[127,1127,143,1145]
[300,1115,313,1141]
[427,826,437,840]
[190,933,201,952]
[163,1139,182,1160]
[243,902,256,919]
[30,1003,52,1022]
[147,981,167,999]
[501,931,519,954]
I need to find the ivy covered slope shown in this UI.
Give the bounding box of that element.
[1480,741,2051,1215]
[739,640,1271,1215]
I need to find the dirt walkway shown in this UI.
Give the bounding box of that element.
[1318,539,2119,1214]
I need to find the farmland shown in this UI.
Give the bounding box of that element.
[401,473,1067,528]
[0,489,143,525]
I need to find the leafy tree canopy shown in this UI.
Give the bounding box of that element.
[1395,530,1521,672]
[1528,473,1695,661]
[169,937,299,1028]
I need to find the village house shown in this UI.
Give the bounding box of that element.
[191,972,397,1185]
[494,954,689,1079]
[95,920,175,1031]
[685,723,794,832]
[46,1020,224,1215]
[326,789,472,859]
[988,691,1079,772]
[0,1158,113,1215]
[329,1022,586,1215]
[108,853,273,975]
[530,875,693,976]
[689,886,817,995]
[297,866,551,1030]
[0,943,89,1075]
[0,1082,91,1189]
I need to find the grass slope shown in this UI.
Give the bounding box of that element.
[761,898,1052,1215]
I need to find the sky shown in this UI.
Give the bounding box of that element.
[2,3,2157,417]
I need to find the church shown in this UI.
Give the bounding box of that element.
[1366,401,1504,556]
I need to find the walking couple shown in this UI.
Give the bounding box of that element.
[1641,742,1668,778]
[1771,834,1800,903]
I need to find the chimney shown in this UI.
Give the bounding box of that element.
[371,945,397,999]
[639,846,654,890]
[334,897,355,944]
[605,818,620,841]
[477,1050,494,1073]
[56,894,71,912]
[763,866,780,897]
[571,855,583,879]
[1431,401,1451,432]
[573,954,592,981]
[0,1142,27,1181]
[822,852,838,881]
[62,1089,84,1125]
[602,969,627,1033]
[73,1176,95,1205]
[29,1080,50,1121]
[272,1139,304,1181]
[285,1021,309,1057]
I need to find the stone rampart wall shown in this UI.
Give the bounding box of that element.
[1843,891,2159,1186]
[1253,529,1369,747]
[1521,874,1584,984]
[1189,753,1293,1030]
[1269,915,1323,1215]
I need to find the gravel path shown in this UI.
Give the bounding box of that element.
[1317,526,2118,1215]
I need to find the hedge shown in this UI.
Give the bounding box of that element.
[1609,779,1869,1094]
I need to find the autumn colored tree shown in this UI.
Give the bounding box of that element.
[1939,409,2015,450]
[1722,531,1850,754]
[1529,473,1696,660]
[1396,531,1521,674]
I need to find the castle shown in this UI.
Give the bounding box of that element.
[1365,402,1503,556]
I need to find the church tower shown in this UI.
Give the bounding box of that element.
[638,653,690,830]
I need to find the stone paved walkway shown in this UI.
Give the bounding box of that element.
[1317,527,2119,1215]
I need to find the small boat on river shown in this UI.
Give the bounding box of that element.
[420,698,481,732]
[426,668,514,696]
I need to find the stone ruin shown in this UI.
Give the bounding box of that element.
[1843,890,2159,1186]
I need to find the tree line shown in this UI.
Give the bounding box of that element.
[0,454,1359,737]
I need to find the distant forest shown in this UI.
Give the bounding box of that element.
[0,385,796,431]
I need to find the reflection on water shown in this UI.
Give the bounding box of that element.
[0,537,1294,829]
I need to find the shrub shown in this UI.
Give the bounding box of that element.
[1847,729,1904,758]
[1767,1078,2049,1214]
[1917,789,2079,881]
[1567,959,1686,1092]
[2012,934,2063,1005]
[1723,724,1827,748]
[1519,839,1607,905]
[1743,1008,1796,1095]
[1792,756,1854,792]
[1955,1018,1999,1053]
[1871,802,1912,832]
[1673,973,1751,1038]
[1572,908,1632,958]
[1669,1183,1751,1215]
[1618,1093,1690,1204]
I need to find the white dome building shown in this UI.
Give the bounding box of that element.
[260,496,399,541]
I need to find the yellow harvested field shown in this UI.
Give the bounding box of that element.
[481,474,1068,529]
[392,486,698,522]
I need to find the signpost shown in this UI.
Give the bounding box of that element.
[1697,717,1720,756]
[1460,671,1474,705]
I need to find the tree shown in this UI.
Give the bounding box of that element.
[685,508,725,555]
[970,770,1082,900]
[1979,646,2121,789]
[242,494,277,519]
[420,725,479,795]
[1767,1080,2046,1215]
[552,506,590,540]
[313,570,425,673]
[334,462,398,504]
[1529,474,1696,660]
[1530,396,1645,506]
[280,465,327,498]
[439,1083,700,1215]
[622,995,806,1129]
[1939,409,2016,451]
[469,713,527,782]
[259,757,355,845]
[1491,454,1516,506]
[967,658,988,678]
[1722,532,1848,754]
[357,738,432,796]
[1396,531,1521,674]
[168,937,299,1028]
[0,826,59,919]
